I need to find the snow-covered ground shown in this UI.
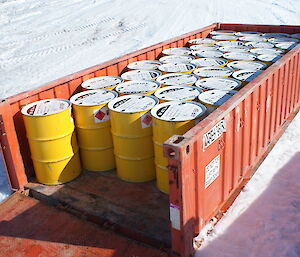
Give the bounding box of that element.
[0,0,300,255]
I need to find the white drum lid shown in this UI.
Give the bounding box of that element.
[250,48,284,55]
[159,55,195,63]
[257,54,284,62]
[212,35,238,41]
[245,41,275,48]
[268,37,299,43]
[151,101,206,122]
[115,80,160,94]
[227,60,267,70]
[198,90,237,107]
[127,60,162,70]
[188,38,216,44]
[121,70,161,81]
[81,76,123,90]
[193,66,233,78]
[290,33,300,40]
[239,36,267,42]
[156,73,199,86]
[162,47,192,56]
[158,63,196,73]
[264,33,290,38]
[154,86,202,101]
[191,58,228,67]
[219,46,250,53]
[223,52,257,61]
[195,77,241,91]
[22,99,70,117]
[192,50,223,58]
[236,31,263,36]
[190,44,219,51]
[275,42,298,50]
[70,90,118,106]
[108,94,158,113]
[210,30,236,35]
[232,69,264,82]
[216,41,245,47]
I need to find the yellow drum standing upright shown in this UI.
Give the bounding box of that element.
[21,99,81,185]
[70,90,118,172]
[108,94,158,182]
[151,101,207,194]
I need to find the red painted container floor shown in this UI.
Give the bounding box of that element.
[0,192,168,257]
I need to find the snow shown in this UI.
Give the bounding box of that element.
[0,0,300,255]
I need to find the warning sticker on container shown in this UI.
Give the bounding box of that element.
[203,120,226,150]
[24,99,70,116]
[159,55,195,64]
[151,101,206,122]
[156,73,198,86]
[81,76,123,90]
[127,60,162,70]
[193,50,223,58]
[140,112,152,128]
[191,58,227,67]
[205,155,220,188]
[170,204,181,230]
[108,95,157,113]
[159,63,195,73]
[196,78,241,91]
[94,106,110,123]
[121,70,161,81]
[154,86,201,101]
[194,67,233,78]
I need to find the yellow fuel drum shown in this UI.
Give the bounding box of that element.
[108,94,158,182]
[21,99,81,185]
[70,90,118,172]
[151,101,207,194]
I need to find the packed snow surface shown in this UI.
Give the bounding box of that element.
[1,0,300,256]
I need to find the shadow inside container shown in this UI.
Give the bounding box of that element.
[196,152,300,257]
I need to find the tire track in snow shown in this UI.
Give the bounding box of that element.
[0,23,146,69]
[3,16,115,46]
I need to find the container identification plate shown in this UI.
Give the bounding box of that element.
[205,155,220,188]
[203,120,226,150]
[170,204,181,230]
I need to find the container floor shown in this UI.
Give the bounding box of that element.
[25,170,170,248]
[0,192,168,257]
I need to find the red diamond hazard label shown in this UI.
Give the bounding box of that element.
[141,112,152,128]
[94,107,110,123]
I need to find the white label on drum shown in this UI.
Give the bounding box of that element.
[170,204,181,230]
[94,106,110,123]
[205,155,220,188]
[140,112,152,128]
[203,120,226,150]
